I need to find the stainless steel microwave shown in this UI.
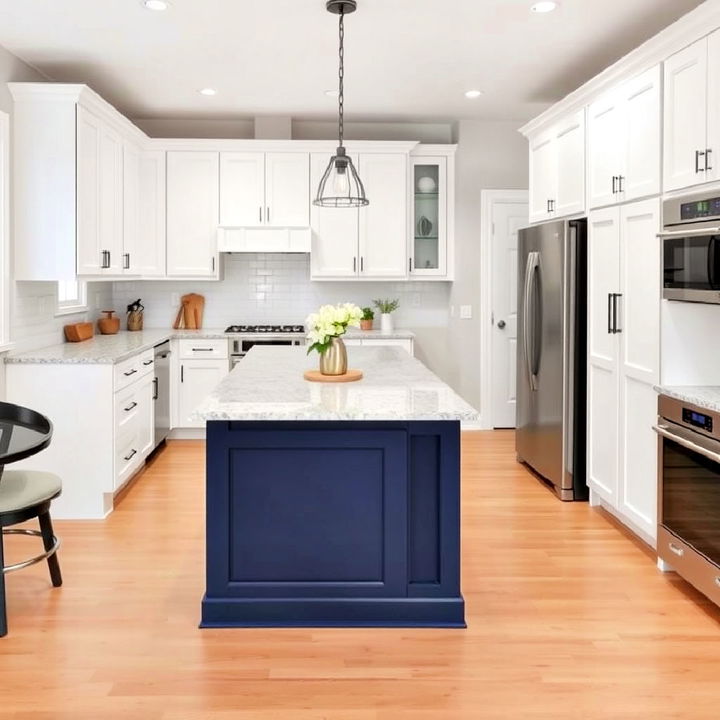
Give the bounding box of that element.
[661,190,720,304]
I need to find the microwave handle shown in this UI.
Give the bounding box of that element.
[653,424,720,464]
[658,227,720,238]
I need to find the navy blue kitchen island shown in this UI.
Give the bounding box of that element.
[194,346,479,628]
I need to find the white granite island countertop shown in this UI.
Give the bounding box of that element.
[655,385,720,413]
[194,345,479,422]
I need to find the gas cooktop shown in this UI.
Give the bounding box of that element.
[225,324,305,334]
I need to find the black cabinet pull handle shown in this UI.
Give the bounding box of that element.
[360,256,364,272]
[152,377,159,401]
[123,401,138,412]
[259,206,262,223]
[696,150,706,173]
[123,253,130,270]
[706,149,713,172]
[607,293,613,334]
[266,207,270,223]
[123,449,137,462]
[192,347,213,352]
[613,293,622,334]
[409,257,413,272]
[101,250,110,269]
[612,176,618,194]
[142,359,153,366]
[181,365,184,383]
[123,368,138,377]
[618,175,625,193]
[353,257,356,273]
[211,256,216,272]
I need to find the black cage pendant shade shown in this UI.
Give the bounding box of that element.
[314,0,369,208]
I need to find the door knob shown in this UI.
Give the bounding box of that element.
[497,320,506,329]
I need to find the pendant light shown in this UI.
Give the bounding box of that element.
[314,0,369,208]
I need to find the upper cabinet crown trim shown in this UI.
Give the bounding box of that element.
[519,2,720,138]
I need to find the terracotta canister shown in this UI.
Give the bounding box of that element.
[98,310,120,335]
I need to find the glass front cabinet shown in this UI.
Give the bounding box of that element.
[410,149,455,280]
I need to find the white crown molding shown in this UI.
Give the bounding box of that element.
[148,138,422,153]
[411,144,458,156]
[519,0,720,137]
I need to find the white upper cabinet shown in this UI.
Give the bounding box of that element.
[99,123,124,275]
[554,110,585,217]
[136,150,167,277]
[706,30,720,186]
[358,153,408,278]
[265,152,310,227]
[166,151,219,278]
[76,106,103,276]
[589,65,661,209]
[528,110,584,223]
[664,38,713,192]
[310,152,359,278]
[219,152,265,227]
[528,130,557,223]
[122,141,140,275]
[219,151,309,228]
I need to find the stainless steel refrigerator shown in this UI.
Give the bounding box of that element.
[516,218,587,501]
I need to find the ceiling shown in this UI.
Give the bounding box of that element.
[0,0,707,123]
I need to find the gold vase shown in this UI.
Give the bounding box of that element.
[319,337,348,376]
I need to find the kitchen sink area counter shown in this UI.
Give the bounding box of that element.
[200,345,475,629]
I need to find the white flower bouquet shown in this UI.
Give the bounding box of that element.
[305,303,363,355]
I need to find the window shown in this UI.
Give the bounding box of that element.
[56,280,88,316]
[0,110,8,348]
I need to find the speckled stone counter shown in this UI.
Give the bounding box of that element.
[194,345,478,422]
[4,328,415,365]
[655,385,720,413]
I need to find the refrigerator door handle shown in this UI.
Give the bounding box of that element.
[524,251,540,392]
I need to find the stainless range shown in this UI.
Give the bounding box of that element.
[225,325,305,368]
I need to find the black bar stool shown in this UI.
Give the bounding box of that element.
[0,402,60,637]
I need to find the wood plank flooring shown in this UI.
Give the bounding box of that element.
[2,431,720,719]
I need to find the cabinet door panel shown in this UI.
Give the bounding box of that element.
[619,198,660,384]
[707,30,720,184]
[137,373,155,458]
[76,106,102,275]
[178,359,229,428]
[663,39,708,192]
[99,124,124,274]
[265,152,310,227]
[358,153,407,278]
[623,65,661,201]
[310,152,358,278]
[554,110,585,217]
[588,92,624,209]
[167,151,219,277]
[528,131,556,223]
[136,150,166,277]
[219,152,265,227]
[587,208,620,503]
[122,141,140,275]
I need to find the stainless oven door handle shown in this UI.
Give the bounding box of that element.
[658,227,720,238]
[653,424,720,464]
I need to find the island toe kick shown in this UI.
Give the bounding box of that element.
[201,420,465,628]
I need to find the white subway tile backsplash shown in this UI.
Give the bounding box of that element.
[111,254,450,329]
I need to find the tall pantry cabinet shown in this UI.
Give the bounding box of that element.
[587,198,661,543]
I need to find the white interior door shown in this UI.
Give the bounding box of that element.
[491,199,528,428]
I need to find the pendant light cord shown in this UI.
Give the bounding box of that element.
[338,7,345,148]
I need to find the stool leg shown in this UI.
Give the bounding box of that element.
[0,530,7,637]
[38,512,62,588]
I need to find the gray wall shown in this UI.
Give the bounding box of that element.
[447,119,529,412]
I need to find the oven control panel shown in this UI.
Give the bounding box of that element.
[682,407,714,433]
[680,196,720,220]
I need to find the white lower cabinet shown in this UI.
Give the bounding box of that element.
[176,340,230,428]
[343,337,414,355]
[587,198,661,544]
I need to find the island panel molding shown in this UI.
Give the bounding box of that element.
[202,420,464,628]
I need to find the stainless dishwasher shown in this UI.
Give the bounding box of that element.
[153,341,171,448]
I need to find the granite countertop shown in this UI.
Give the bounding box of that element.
[193,345,479,422]
[655,385,720,413]
[4,328,416,365]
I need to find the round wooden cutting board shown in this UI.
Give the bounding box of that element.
[303,369,364,383]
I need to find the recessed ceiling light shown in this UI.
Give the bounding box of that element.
[325,89,339,98]
[199,88,217,96]
[464,90,483,99]
[142,0,170,10]
[531,1,558,12]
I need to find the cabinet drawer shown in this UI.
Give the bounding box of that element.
[115,431,142,490]
[115,384,141,436]
[114,348,154,391]
[178,339,229,359]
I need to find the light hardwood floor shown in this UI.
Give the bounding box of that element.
[2,431,720,719]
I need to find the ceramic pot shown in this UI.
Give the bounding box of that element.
[319,337,348,376]
[380,313,394,333]
[97,310,120,335]
[360,319,373,331]
[417,176,437,193]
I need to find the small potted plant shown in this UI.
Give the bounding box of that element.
[373,298,399,333]
[306,303,363,376]
[360,307,374,331]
